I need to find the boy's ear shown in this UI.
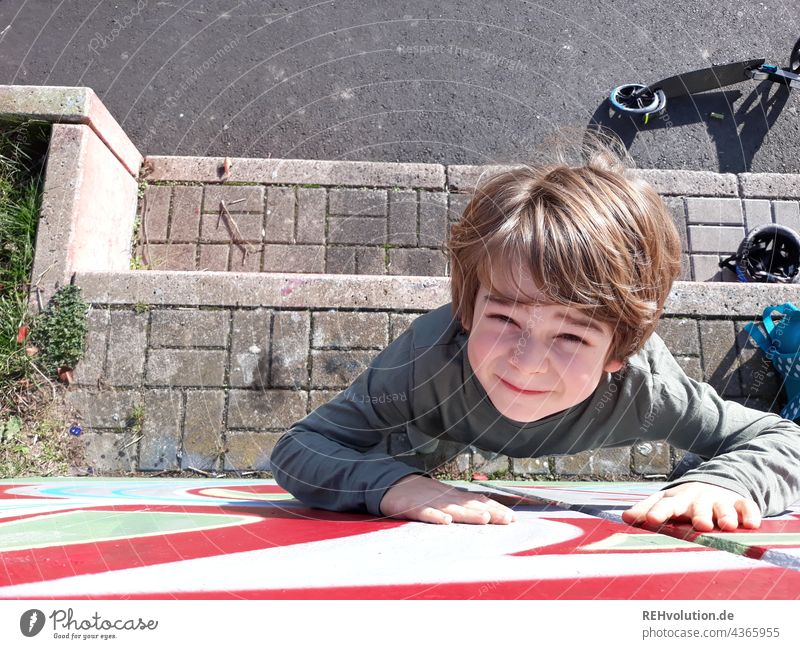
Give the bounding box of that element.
[604,359,623,374]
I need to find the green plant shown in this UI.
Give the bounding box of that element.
[1,119,49,412]
[29,285,89,374]
[129,404,145,432]
[129,256,150,270]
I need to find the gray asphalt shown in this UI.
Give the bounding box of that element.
[1,0,799,172]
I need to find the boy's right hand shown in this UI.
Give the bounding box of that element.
[379,474,518,525]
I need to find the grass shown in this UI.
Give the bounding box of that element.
[0,119,84,477]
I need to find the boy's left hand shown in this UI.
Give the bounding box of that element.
[622,481,761,532]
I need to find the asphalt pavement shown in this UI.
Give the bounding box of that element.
[1,0,799,172]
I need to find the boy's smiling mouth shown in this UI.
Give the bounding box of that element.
[498,376,550,395]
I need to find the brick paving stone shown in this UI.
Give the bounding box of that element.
[552,450,594,478]
[632,441,671,475]
[388,190,417,245]
[106,310,148,386]
[313,311,389,348]
[328,216,385,245]
[145,243,196,271]
[511,457,551,476]
[734,320,783,400]
[80,431,138,472]
[355,246,386,273]
[676,356,703,382]
[224,431,283,471]
[263,244,325,273]
[150,309,229,348]
[228,245,262,272]
[311,349,376,388]
[679,253,691,281]
[691,254,737,282]
[200,213,263,242]
[662,197,688,251]
[699,320,742,397]
[197,244,229,271]
[296,187,326,244]
[73,308,109,386]
[554,447,630,478]
[169,186,203,241]
[448,193,471,225]
[146,349,227,387]
[265,186,295,243]
[141,185,171,240]
[418,191,448,247]
[687,225,745,254]
[772,200,800,231]
[67,389,143,429]
[230,308,271,389]
[387,248,447,275]
[139,388,183,470]
[182,390,225,470]
[739,173,800,199]
[390,312,419,341]
[309,389,337,411]
[271,311,311,388]
[655,318,700,356]
[329,188,387,216]
[227,390,307,429]
[685,197,744,224]
[471,449,510,475]
[743,199,772,230]
[326,246,357,273]
[203,185,264,213]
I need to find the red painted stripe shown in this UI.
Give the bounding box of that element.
[11,567,800,600]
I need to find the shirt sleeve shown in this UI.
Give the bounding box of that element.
[640,334,800,516]
[269,327,426,516]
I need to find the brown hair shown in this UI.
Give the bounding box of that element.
[446,130,682,368]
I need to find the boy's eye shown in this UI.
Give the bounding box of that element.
[490,315,586,345]
[490,314,517,326]
[558,334,586,345]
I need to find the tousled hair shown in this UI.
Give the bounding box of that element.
[446,129,683,369]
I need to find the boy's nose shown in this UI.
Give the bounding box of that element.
[509,334,549,372]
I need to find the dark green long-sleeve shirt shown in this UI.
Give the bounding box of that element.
[270,303,800,517]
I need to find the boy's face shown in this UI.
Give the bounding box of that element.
[464,271,623,424]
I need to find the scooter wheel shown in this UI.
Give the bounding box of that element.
[790,36,800,72]
[609,83,667,115]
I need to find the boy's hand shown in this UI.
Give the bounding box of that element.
[379,474,517,525]
[622,481,762,532]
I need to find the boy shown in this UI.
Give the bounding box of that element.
[270,141,800,531]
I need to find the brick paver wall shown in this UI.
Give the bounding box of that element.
[136,182,800,283]
[68,302,783,479]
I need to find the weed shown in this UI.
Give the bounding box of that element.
[28,285,89,375]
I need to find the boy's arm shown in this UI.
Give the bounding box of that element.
[640,336,800,516]
[269,328,426,516]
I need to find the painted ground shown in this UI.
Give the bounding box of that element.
[1,480,798,599]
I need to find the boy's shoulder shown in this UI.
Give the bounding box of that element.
[407,303,466,350]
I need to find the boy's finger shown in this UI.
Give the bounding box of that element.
[688,500,715,532]
[417,506,453,525]
[464,498,517,523]
[644,496,686,525]
[443,504,492,525]
[712,501,740,531]
[622,491,665,523]
[735,499,762,529]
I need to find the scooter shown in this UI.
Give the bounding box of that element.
[609,38,799,120]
